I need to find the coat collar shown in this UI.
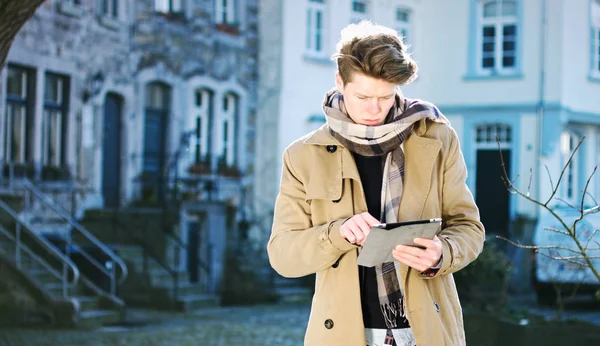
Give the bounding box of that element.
[302,119,431,146]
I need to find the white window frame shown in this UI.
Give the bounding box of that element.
[192,88,211,162]
[306,0,327,57]
[591,0,600,78]
[560,131,580,205]
[215,0,238,25]
[395,8,411,43]
[220,93,236,166]
[474,123,512,149]
[476,0,518,75]
[350,0,368,24]
[155,0,182,13]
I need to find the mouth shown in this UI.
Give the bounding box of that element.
[362,119,381,125]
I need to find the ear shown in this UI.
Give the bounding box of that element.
[335,72,344,92]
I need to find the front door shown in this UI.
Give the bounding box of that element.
[475,149,511,238]
[102,94,122,208]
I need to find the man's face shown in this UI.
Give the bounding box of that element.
[335,72,397,126]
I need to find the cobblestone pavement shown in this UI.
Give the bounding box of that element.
[0,303,311,346]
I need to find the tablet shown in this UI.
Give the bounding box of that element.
[372,218,442,230]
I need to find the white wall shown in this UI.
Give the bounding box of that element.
[561,0,600,112]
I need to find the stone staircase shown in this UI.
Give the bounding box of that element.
[0,232,123,329]
[78,208,220,311]
[273,275,314,304]
[0,186,126,329]
[114,244,219,312]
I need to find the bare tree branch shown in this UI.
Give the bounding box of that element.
[537,252,590,268]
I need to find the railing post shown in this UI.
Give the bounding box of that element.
[71,188,76,218]
[106,260,116,296]
[15,222,21,269]
[64,228,72,298]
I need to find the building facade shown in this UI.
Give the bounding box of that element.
[255,0,600,246]
[1,0,258,216]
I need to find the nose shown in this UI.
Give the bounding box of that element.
[367,99,381,114]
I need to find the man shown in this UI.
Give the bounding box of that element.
[267,21,484,346]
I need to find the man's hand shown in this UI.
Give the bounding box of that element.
[339,212,379,246]
[392,236,443,272]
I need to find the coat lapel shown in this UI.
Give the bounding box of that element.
[398,134,442,221]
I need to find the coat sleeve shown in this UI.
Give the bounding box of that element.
[432,128,485,278]
[267,148,358,278]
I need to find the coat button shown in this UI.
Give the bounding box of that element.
[324,319,334,329]
[326,145,337,153]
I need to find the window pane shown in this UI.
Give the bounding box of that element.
[223,120,229,141]
[7,67,26,97]
[483,42,495,53]
[483,57,495,68]
[503,24,516,37]
[483,1,498,17]
[396,9,409,22]
[503,41,515,51]
[44,75,63,104]
[306,9,312,50]
[155,0,169,12]
[502,57,515,67]
[316,11,322,51]
[112,0,118,17]
[483,26,496,39]
[501,0,516,16]
[352,0,366,13]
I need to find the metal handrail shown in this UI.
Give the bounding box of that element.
[0,199,79,297]
[21,179,128,288]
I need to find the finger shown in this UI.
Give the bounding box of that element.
[394,249,438,268]
[361,212,380,226]
[395,244,428,257]
[392,252,429,272]
[413,238,436,248]
[353,215,371,234]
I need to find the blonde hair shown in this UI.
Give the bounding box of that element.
[332,20,418,85]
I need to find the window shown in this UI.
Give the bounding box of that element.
[98,0,119,18]
[350,0,368,24]
[193,89,213,165]
[216,0,237,25]
[220,93,238,167]
[560,132,580,204]
[5,65,34,165]
[306,0,326,56]
[43,73,69,167]
[591,0,600,77]
[395,8,411,43]
[477,0,518,75]
[155,0,182,13]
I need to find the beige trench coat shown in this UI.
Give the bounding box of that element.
[267,119,485,346]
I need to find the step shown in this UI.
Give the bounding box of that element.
[127,257,178,274]
[175,293,220,312]
[43,282,78,298]
[158,282,207,297]
[78,309,122,329]
[28,268,63,285]
[148,269,189,286]
[75,296,98,311]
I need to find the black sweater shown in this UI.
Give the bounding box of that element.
[353,153,410,329]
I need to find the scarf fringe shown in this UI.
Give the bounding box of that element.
[380,298,405,329]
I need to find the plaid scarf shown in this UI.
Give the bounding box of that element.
[322,88,448,328]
